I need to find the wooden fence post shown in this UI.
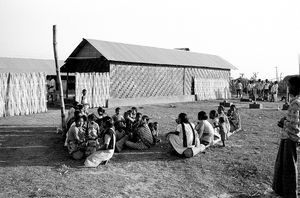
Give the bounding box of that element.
[53,25,66,130]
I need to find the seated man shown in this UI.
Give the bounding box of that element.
[125,115,154,150]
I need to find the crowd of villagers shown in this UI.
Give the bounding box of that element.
[64,89,241,167]
[235,78,279,102]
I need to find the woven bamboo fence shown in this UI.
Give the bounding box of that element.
[194,78,231,100]
[184,68,231,95]
[75,72,109,107]
[110,63,183,98]
[0,72,47,117]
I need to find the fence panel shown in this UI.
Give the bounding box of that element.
[75,72,110,107]
[0,72,47,117]
[194,78,231,100]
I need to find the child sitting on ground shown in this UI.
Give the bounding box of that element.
[217,105,231,132]
[208,110,221,142]
[219,117,228,147]
[67,116,86,159]
[195,111,214,146]
[131,107,138,120]
[112,107,125,123]
[148,122,160,144]
[228,105,241,132]
[85,114,100,156]
[66,101,79,124]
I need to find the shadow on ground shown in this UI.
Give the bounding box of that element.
[0,127,181,168]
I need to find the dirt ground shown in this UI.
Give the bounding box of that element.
[0,99,291,197]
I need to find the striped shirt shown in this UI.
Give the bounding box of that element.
[138,124,154,148]
[281,95,300,142]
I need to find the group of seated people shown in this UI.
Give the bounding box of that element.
[64,102,160,167]
[64,101,241,167]
[167,104,241,158]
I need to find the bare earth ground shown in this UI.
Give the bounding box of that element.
[0,99,289,197]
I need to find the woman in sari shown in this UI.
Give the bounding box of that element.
[167,113,205,158]
[272,75,300,197]
[84,117,116,167]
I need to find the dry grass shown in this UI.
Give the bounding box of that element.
[0,100,287,197]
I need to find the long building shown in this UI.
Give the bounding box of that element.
[61,39,236,107]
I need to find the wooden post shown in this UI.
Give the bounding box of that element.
[66,72,69,99]
[53,25,66,130]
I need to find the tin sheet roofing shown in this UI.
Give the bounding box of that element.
[82,39,236,70]
[0,57,64,75]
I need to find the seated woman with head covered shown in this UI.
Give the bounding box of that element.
[166,113,205,158]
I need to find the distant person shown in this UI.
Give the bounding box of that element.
[272,75,300,198]
[257,79,264,98]
[81,89,89,111]
[263,79,270,101]
[270,81,279,102]
[236,80,243,98]
[48,78,56,102]
[167,113,205,157]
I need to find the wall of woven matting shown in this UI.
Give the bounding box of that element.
[194,78,231,100]
[0,72,47,117]
[184,68,231,95]
[110,63,184,99]
[75,72,109,107]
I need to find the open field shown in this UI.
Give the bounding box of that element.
[0,99,290,197]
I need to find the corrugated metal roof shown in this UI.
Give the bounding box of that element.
[82,39,236,70]
[0,57,64,75]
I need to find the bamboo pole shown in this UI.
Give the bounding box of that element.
[66,72,69,99]
[53,25,66,130]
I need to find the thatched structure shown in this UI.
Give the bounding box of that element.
[61,39,236,107]
[0,57,64,117]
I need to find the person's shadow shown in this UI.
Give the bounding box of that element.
[0,127,183,168]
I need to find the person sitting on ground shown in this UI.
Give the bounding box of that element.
[195,111,214,146]
[66,110,82,132]
[148,122,160,144]
[132,112,142,131]
[208,110,220,142]
[124,110,134,134]
[97,107,107,120]
[208,110,219,128]
[77,104,88,118]
[66,101,79,124]
[112,107,125,125]
[228,104,241,132]
[125,115,154,150]
[217,105,231,132]
[131,107,138,120]
[167,113,205,158]
[85,114,100,156]
[67,116,86,160]
[84,116,116,167]
[219,117,228,147]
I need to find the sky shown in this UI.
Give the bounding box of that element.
[0,0,299,80]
